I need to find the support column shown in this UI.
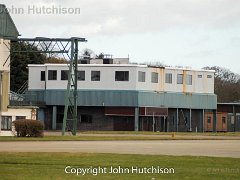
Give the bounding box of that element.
[163,116,166,132]
[134,107,139,131]
[213,109,217,133]
[52,106,57,130]
[176,108,179,132]
[233,105,236,132]
[189,109,192,132]
[201,109,205,132]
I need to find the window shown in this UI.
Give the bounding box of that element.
[207,75,212,78]
[16,116,26,120]
[165,73,172,84]
[222,117,226,124]
[1,116,12,130]
[115,71,129,81]
[77,71,85,81]
[40,71,45,81]
[138,71,146,82]
[151,72,158,83]
[91,71,100,81]
[186,74,192,85]
[48,70,57,80]
[80,115,92,123]
[177,74,183,84]
[61,70,68,80]
[198,75,202,78]
[207,117,211,124]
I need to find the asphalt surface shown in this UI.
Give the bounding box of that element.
[0,140,240,158]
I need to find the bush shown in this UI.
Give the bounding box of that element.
[14,119,44,137]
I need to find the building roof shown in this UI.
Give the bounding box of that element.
[0,4,20,39]
[28,63,215,72]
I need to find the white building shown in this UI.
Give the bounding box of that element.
[27,62,217,132]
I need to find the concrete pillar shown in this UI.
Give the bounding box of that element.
[134,107,139,131]
[213,109,217,133]
[52,106,57,130]
[233,105,236,132]
[189,109,192,131]
[176,108,179,132]
[200,109,205,132]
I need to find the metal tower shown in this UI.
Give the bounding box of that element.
[6,37,87,135]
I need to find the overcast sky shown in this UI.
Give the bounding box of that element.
[2,0,240,73]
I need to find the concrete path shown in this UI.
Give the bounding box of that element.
[0,140,240,158]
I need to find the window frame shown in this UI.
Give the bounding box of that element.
[40,71,45,81]
[115,71,129,81]
[91,71,101,81]
[61,70,69,80]
[186,74,192,85]
[151,72,158,83]
[48,70,57,80]
[77,71,85,81]
[138,71,146,82]
[177,74,183,84]
[165,73,172,84]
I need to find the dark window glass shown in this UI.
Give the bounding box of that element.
[41,71,45,81]
[207,75,212,78]
[91,71,100,81]
[48,70,57,80]
[16,116,26,120]
[80,115,92,123]
[61,70,68,80]
[77,71,85,81]
[198,75,202,78]
[115,71,129,81]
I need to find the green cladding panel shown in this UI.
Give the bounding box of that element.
[0,4,19,38]
[26,90,217,109]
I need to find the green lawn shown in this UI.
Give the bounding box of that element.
[0,152,239,180]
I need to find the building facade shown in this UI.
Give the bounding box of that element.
[0,4,37,136]
[27,62,217,132]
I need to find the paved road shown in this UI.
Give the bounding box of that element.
[0,140,240,158]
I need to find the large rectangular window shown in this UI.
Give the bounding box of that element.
[77,71,85,81]
[16,116,26,120]
[61,70,68,80]
[138,71,146,82]
[151,72,158,83]
[80,115,92,123]
[165,73,172,84]
[186,74,192,85]
[48,70,57,80]
[177,74,183,84]
[1,116,12,130]
[115,71,129,81]
[40,71,45,81]
[91,71,100,81]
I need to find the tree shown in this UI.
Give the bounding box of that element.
[10,42,47,92]
[203,66,240,102]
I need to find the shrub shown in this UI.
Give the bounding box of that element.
[14,119,44,137]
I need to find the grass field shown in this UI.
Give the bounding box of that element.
[0,131,240,141]
[0,152,239,180]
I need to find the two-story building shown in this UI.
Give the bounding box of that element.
[27,60,217,132]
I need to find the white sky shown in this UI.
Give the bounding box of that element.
[2,0,240,73]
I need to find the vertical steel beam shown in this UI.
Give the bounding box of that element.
[213,109,217,132]
[176,108,179,132]
[52,106,57,130]
[134,107,139,131]
[189,109,192,131]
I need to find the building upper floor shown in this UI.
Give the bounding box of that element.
[28,63,215,94]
